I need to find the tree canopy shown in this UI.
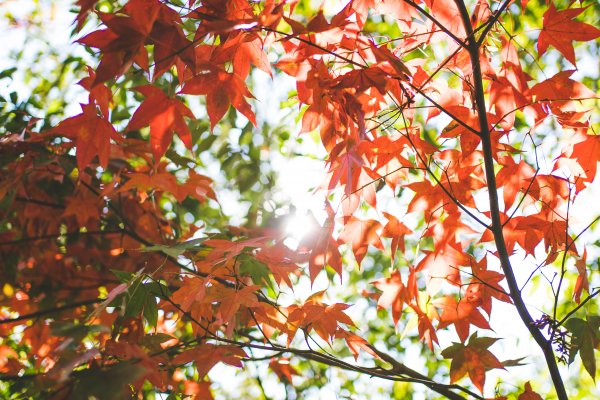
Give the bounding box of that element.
[0,0,599,399]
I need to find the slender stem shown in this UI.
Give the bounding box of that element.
[453,1,568,399]
[557,289,600,327]
[401,0,466,47]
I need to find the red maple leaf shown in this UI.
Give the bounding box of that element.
[496,157,536,211]
[50,103,120,172]
[269,358,299,382]
[117,170,214,204]
[255,244,300,288]
[417,242,470,294]
[538,3,600,66]
[465,257,512,316]
[518,382,544,400]
[554,131,600,192]
[181,69,256,129]
[126,85,195,160]
[289,300,355,343]
[78,0,193,83]
[573,248,589,304]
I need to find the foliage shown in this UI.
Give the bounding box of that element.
[0,0,599,399]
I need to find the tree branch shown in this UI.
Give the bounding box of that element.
[452,1,568,398]
[0,299,102,325]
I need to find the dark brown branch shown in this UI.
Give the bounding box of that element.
[453,1,568,398]
[15,196,65,209]
[0,299,102,325]
[164,282,473,400]
[0,229,124,246]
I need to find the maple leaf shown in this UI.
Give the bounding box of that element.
[117,170,214,204]
[78,0,192,83]
[215,284,261,328]
[564,316,600,380]
[381,212,412,262]
[49,103,120,172]
[441,332,504,393]
[172,276,209,312]
[407,177,467,217]
[372,271,407,326]
[126,86,195,160]
[409,302,439,350]
[74,0,99,31]
[537,3,600,66]
[423,0,465,38]
[77,4,156,84]
[255,244,300,288]
[326,140,365,196]
[416,242,470,295]
[269,357,299,382]
[335,329,380,361]
[298,206,343,283]
[226,31,272,79]
[298,301,355,343]
[181,69,256,129]
[496,158,536,211]
[554,131,600,192]
[529,70,597,109]
[435,296,491,343]
[202,237,265,265]
[78,66,112,117]
[353,0,418,26]
[148,6,195,79]
[172,344,247,377]
[573,248,589,304]
[62,190,101,227]
[518,382,544,400]
[338,216,383,266]
[467,258,511,315]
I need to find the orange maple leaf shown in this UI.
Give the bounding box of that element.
[172,344,247,377]
[335,329,380,361]
[372,271,407,326]
[338,216,383,266]
[381,212,412,262]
